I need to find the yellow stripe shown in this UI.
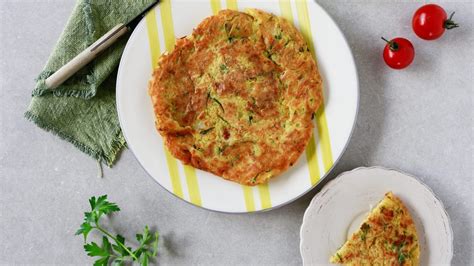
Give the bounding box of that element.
[160,0,176,51]
[242,186,256,211]
[184,165,202,206]
[164,150,184,198]
[258,184,271,209]
[226,0,238,10]
[295,0,315,55]
[145,9,161,67]
[159,0,202,205]
[305,134,321,185]
[295,0,334,172]
[315,105,332,171]
[210,0,221,15]
[146,9,184,199]
[278,0,293,22]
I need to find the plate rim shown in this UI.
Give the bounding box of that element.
[116,1,360,213]
[299,166,454,265]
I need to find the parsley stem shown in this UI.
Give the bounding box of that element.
[96,225,138,261]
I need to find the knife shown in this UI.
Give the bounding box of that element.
[45,0,160,89]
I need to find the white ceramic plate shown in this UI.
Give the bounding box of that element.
[116,0,358,213]
[300,167,453,265]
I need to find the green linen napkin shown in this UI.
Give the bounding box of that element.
[25,0,154,166]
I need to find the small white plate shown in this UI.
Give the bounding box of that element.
[300,167,453,265]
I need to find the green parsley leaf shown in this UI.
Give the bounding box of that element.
[84,242,105,257]
[77,195,159,265]
[93,256,110,266]
[90,195,120,217]
[84,236,111,258]
[75,222,93,242]
[112,234,129,257]
[134,225,159,264]
[140,253,149,266]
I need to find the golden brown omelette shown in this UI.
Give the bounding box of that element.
[148,9,322,185]
[330,192,420,266]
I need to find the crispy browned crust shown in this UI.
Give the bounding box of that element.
[148,9,322,185]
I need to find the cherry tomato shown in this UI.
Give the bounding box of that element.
[412,4,459,40]
[382,37,415,70]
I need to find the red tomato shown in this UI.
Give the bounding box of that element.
[382,37,415,70]
[412,4,459,40]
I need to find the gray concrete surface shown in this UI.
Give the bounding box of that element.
[0,0,472,265]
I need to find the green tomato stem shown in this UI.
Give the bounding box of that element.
[381,37,399,51]
[444,12,459,30]
[96,226,139,261]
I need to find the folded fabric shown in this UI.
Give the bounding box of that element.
[25,0,154,166]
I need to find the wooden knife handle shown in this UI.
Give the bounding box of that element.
[45,23,129,89]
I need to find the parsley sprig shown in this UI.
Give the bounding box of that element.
[76,195,159,266]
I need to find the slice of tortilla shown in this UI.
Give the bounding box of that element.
[330,192,420,265]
